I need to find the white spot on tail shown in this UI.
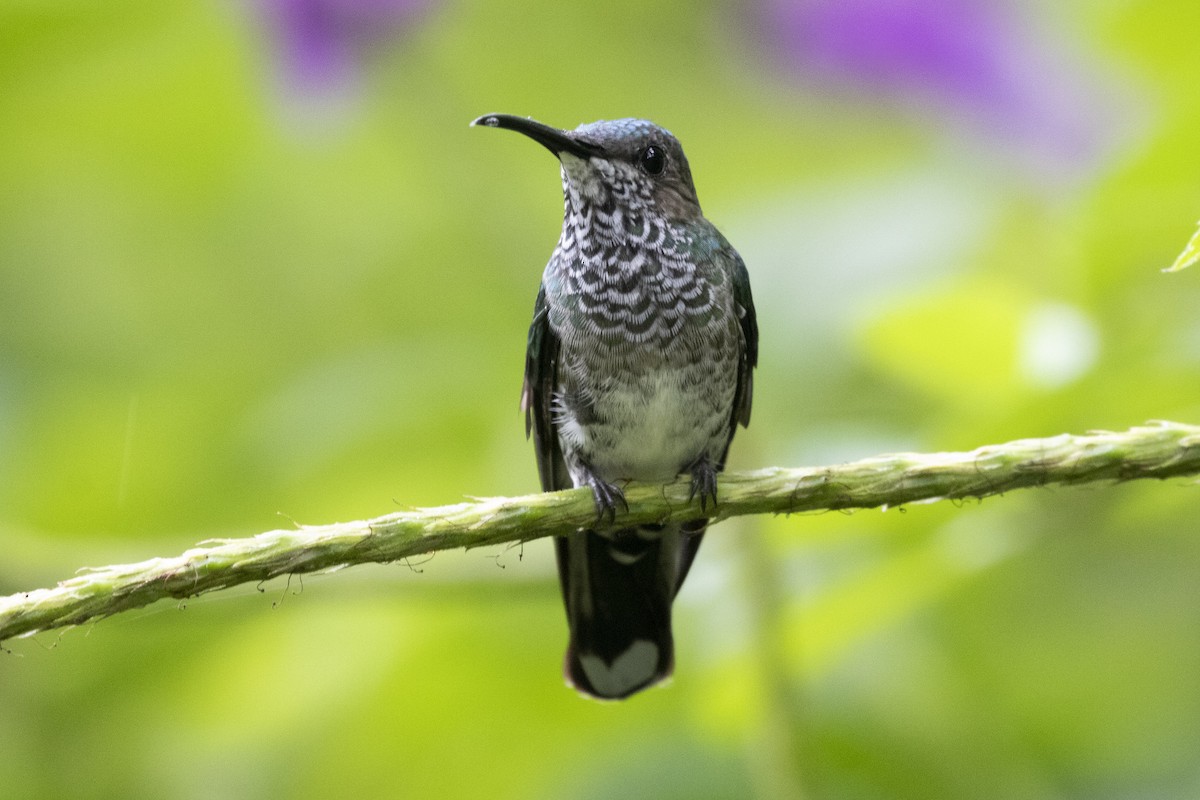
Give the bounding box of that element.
[580,641,659,698]
[608,546,646,565]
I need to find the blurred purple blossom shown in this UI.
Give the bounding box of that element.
[262,0,432,96]
[766,0,1019,100]
[757,0,1125,181]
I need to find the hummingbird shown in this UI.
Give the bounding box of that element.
[472,113,758,700]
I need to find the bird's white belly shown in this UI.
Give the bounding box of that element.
[559,369,712,483]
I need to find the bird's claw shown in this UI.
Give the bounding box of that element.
[584,473,628,526]
[687,457,719,513]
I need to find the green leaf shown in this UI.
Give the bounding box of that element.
[1164,219,1200,272]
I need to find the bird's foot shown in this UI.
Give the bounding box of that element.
[579,464,628,526]
[687,456,719,513]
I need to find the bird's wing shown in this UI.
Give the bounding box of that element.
[729,247,758,433]
[521,282,569,492]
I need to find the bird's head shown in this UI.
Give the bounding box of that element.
[472,114,702,222]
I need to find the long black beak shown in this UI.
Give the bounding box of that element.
[471,114,604,159]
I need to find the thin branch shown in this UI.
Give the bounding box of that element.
[2,420,1198,643]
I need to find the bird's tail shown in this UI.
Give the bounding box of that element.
[555,522,704,700]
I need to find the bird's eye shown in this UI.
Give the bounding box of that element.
[639,145,666,175]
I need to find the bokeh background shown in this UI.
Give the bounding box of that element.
[2,0,1199,797]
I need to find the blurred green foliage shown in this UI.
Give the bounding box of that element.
[2,0,1199,798]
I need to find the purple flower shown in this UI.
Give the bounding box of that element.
[766,0,1017,101]
[757,0,1123,181]
[262,0,431,96]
